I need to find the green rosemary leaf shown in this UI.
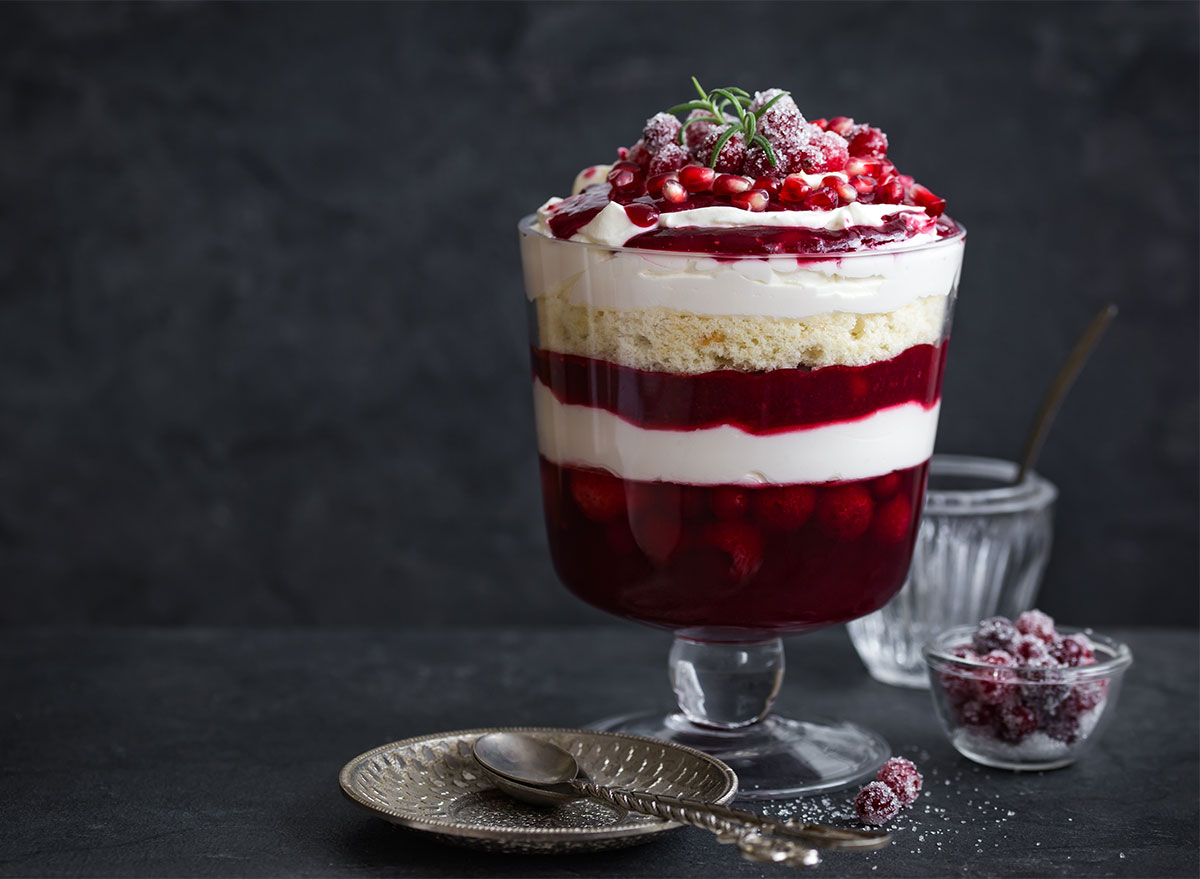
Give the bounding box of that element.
[667,100,713,115]
[691,76,707,100]
[751,90,790,120]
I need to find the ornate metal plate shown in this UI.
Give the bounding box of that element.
[339,726,739,853]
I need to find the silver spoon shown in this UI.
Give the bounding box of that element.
[472,732,891,867]
[1015,303,1117,484]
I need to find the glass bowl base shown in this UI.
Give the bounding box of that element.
[589,710,890,800]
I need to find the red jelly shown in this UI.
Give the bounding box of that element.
[539,458,929,639]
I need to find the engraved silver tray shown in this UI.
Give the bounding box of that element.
[339,726,739,853]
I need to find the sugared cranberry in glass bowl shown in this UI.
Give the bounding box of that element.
[923,614,1132,771]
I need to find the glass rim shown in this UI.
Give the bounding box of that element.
[923,624,1133,680]
[517,213,967,260]
[922,454,1057,516]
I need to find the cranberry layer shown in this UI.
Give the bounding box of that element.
[545,182,960,256]
[533,344,946,434]
[540,458,928,638]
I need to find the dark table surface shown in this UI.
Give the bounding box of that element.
[1,626,1196,878]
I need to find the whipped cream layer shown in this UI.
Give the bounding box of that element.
[534,380,940,485]
[521,224,963,321]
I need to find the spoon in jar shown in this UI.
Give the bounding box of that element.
[472,732,890,867]
[1014,303,1117,484]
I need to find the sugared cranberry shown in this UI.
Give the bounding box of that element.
[642,112,683,153]
[799,131,849,173]
[683,108,722,152]
[660,178,688,204]
[972,617,1020,654]
[871,494,912,544]
[998,703,1038,742]
[802,186,839,211]
[698,127,747,173]
[750,89,805,143]
[711,486,750,520]
[712,174,753,196]
[1012,634,1051,663]
[1042,709,1080,744]
[780,174,812,204]
[753,175,782,196]
[816,484,874,540]
[939,668,977,705]
[1070,680,1107,712]
[1053,635,1096,668]
[878,177,906,204]
[626,140,652,171]
[740,145,782,179]
[570,469,626,523]
[957,699,998,729]
[1018,656,1071,717]
[701,520,765,584]
[752,485,817,532]
[1015,610,1057,643]
[976,650,1018,705]
[850,175,877,195]
[678,164,716,192]
[848,126,888,158]
[624,203,659,228]
[876,757,922,806]
[854,781,901,826]
[730,188,769,212]
[909,183,946,217]
[648,142,689,176]
[827,116,855,136]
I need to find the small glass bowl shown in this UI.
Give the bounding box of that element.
[923,626,1133,770]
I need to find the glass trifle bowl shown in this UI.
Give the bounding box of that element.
[518,84,966,797]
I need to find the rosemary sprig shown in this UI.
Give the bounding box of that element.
[667,77,790,170]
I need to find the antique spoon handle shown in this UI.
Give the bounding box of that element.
[568,779,890,866]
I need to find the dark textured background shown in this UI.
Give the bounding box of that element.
[0,1,1196,628]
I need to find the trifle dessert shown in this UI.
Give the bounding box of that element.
[518,80,965,796]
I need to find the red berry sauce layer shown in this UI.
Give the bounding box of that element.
[532,343,947,434]
[543,80,958,256]
[539,458,928,637]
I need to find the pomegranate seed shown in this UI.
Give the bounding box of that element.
[660,178,688,204]
[909,183,946,216]
[831,178,858,202]
[803,186,839,211]
[678,165,716,192]
[730,188,769,212]
[616,146,629,160]
[610,160,642,175]
[753,176,782,195]
[878,177,906,204]
[606,167,640,196]
[780,174,812,203]
[810,117,828,130]
[646,172,676,197]
[850,174,877,195]
[828,116,855,136]
[712,174,753,196]
[624,203,660,227]
[844,156,883,177]
[877,159,896,179]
